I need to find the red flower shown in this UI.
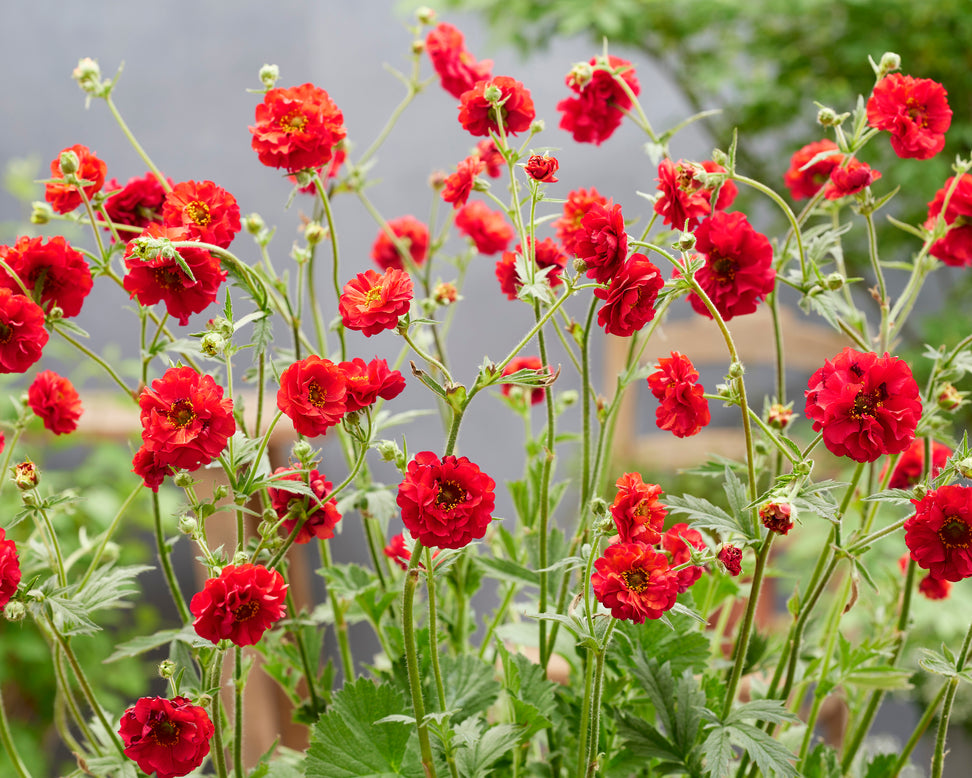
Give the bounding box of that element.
[139,367,236,471]
[458,76,535,137]
[884,438,952,490]
[339,357,406,412]
[495,238,568,300]
[866,73,952,160]
[191,563,288,646]
[718,545,742,576]
[654,159,738,231]
[397,451,496,549]
[904,485,972,582]
[44,144,107,214]
[123,224,227,326]
[162,180,241,249]
[276,356,348,437]
[805,347,922,463]
[898,553,952,600]
[102,173,171,233]
[524,154,559,183]
[554,187,608,255]
[823,159,882,200]
[132,445,173,492]
[558,56,640,145]
[250,83,346,172]
[591,542,678,623]
[455,201,514,255]
[646,351,711,438]
[339,267,413,336]
[288,146,347,193]
[371,215,429,271]
[474,139,505,178]
[662,522,706,593]
[760,501,794,535]
[768,403,795,430]
[686,211,775,321]
[0,288,49,374]
[783,140,843,200]
[500,356,551,406]
[384,532,411,570]
[118,696,214,778]
[609,472,666,545]
[575,202,628,284]
[0,527,21,610]
[28,370,82,435]
[441,155,486,209]
[268,467,342,544]
[925,174,972,267]
[595,253,665,337]
[425,23,493,99]
[0,235,93,317]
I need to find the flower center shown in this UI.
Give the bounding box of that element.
[0,321,10,344]
[435,480,465,511]
[365,285,384,307]
[167,399,196,428]
[153,266,186,291]
[184,200,212,227]
[233,600,260,622]
[906,99,928,128]
[709,254,737,283]
[150,718,181,747]
[634,500,651,517]
[279,109,308,133]
[675,167,700,192]
[939,517,972,549]
[851,383,887,419]
[622,567,649,592]
[306,380,328,408]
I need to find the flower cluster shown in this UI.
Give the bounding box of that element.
[646,351,711,438]
[558,56,639,145]
[268,467,343,544]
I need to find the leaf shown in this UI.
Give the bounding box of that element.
[473,555,539,588]
[499,647,558,740]
[862,752,897,778]
[454,723,521,778]
[105,625,209,663]
[919,647,959,678]
[802,743,841,778]
[701,723,734,778]
[724,722,797,777]
[665,493,755,541]
[440,655,501,724]
[616,714,682,763]
[725,699,801,727]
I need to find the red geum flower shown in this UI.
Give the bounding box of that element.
[575,201,628,284]
[250,83,346,172]
[524,154,559,183]
[425,22,493,99]
[554,187,609,256]
[904,485,972,582]
[383,532,442,571]
[123,224,227,326]
[162,180,241,249]
[647,351,711,438]
[609,472,666,545]
[883,438,952,490]
[474,139,505,178]
[768,403,795,430]
[823,159,882,200]
[0,527,21,609]
[760,501,795,535]
[118,696,214,778]
[191,563,288,646]
[0,235,93,318]
[339,356,406,412]
[595,253,665,337]
[495,238,568,300]
[718,545,742,576]
[132,445,173,492]
[276,355,347,437]
[0,288,49,374]
[458,76,535,137]
[455,201,514,255]
[558,55,640,145]
[866,73,952,160]
[591,542,678,623]
[441,155,486,209]
[397,451,496,549]
[686,211,775,321]
[805,347,922,463]
[28,370,82,435]
[102,173,171,233]
[663,522,706,593]
[783,139,843,200]
[268,467,342,544]
[44,144,107,214]
[500,355,551,406]
[139,366,236,471]
[653,159,738,231]
[339,267,413,336]
[371,215,430,271]
[925,174,972,267]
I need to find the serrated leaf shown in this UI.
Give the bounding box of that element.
[474,555,539,588]
[440,655,501,724]
[862,752,897,778]
[105,625,209,663]
[454,723,521,778]
[725,722,797,777]
[802,742,841,778]
[499,647,558,740]
[701,723,734,778]
[616,714,682,762]
[725,699,801,727]
[666,493,755,541]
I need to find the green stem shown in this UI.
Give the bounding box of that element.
[584,644,611,778]
[55,324,135,400]
[863,211,889,352]
[79,483,141,588]
[153,490,191,623]
[930,617,972,778]
[33,499,67,588]
[890,681,948,777]
[0,683,31,778]
[284,586,322,715]
[233,646,244,778]
[321,538,354,683]
[313,175,345,360]
[731,173,807,281]
[403,542,437,777]
[105,94,171,192]
[208,649,229,778]
[575,649,595,778]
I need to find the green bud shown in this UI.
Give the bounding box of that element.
[590,496,609,518]
[292,439,314,464]
[824,272,845,291]
[530,119,546,134]
[178,515,198,536]
[30,201,53,224]
[817,107,840,126]
[259,64,280,89]
[877,52,901,78]
[727,361,745,379]
[158,660,177,679]
[956,457,972,480]
[416,6,436,24]
[483,83,503,103]
[13,460,38,490]
[173,471,194,489]
[58,150,80,176]
[677,231,697,252]
[244,213,265,235]
[304,222,327,245]
[212,484,228,501]
[200,332,225,357]
[4,601,25,622]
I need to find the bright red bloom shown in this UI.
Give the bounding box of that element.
[191,563,288,646]
[686,211,775,321]
[884,438,952,490]
[139,367,236,471]
[595,253,665,337]
[805,347,922,463]
[123,224,227,326]
[162,180,241,249]
[554,187,609,256]
[383,532,441,571]
[609,472,666,545]
[119,696,214,778]
[524,154,559,183]
[591,542,678,623]
[760,501,795,535]
[0,235,93,318]
[102,173,171,233]
[132,445,173,492]
[654,159,738,231]
[495,238,568,300]
[558,56,640,145]
[904,485,972,582]
[250,83,346,172]
[646,351,711,438]
[397,451,496,549]
[268,467,342,544]
[371,215,429,271]
[441,155,486,209]
[0,527,21,609]
[0,288,49,374]
[823,159,882,200]
[455,201,514,255]
[474,139,505,178]
[425,22,493,99]
[45,144,107,214]
[783,139,843,200]
[458,76,535,137]
[925,174,972,267]
[28,370,82,435]
[575,202,628,284]
[500,356,551,406]
[339,357,406,412]
[276,356,348,437]
[663,522,706,593]
[339,267,413,336]
[867,73,952,160]
[718,545,742,576]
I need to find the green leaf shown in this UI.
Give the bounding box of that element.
[440,655,501,724]
[700,723,734,778]
[499,647,558,740]
[105,625,209,663]
[920,647,960,677]
[454,722,521,778]
[862,752,898,778]
[802,743,841,778]
[725,699,801,727]
[473,556,539,588]
[665,493,755,542]
[724,722,797,777]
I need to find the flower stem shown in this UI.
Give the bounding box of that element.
[153,490,191,624]
[402,542,437,777]
[105,94,171,192]
[313,175,345,360]
[55,323,135,400]
[233,646,244,778]
[0,684,31,778]
[79,483,142,589]
[890,681,948,777]
[208,648,229,778]
[320,538,354,683]
[930,617,972,778]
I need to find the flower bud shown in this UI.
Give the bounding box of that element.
[411,40,426,56]
[824,272,845,291]
[718,545,742,576]
[244,213,265,235]
[206,316,234,338]
[158,660,177,679]
[877,52,901,78]
[200,332,225,357]
[573,258,588,274]
[47,306,64,322]
[727,361,745,379]
[956,457,972,480]
[375,439,405,467]
[433,282,458,305]
[767,403,794,430]
[817,107,840,126]
[710,148,729,167]
[58,150,80,177]
[233,551,248,566]
[594,515,616,535]
[416,6,436,24]
[72,57,109,98]
[293,169,313,188]
[590,496,609,518]
[677,231,697,252]
[530,119,546,134]
[912,483,929,500]
[937,383,963,412]
[259,63,280,89]
[178,515,198,536]
[212,484,228,501]
[4,600,25,622]
[569,62,594,90]
[30,201,54,224]
[101,541,120,565]
[759,501,795,535]
[483,83,503,103]
[292,439,314,464]
[13,460,38,490]
[428,170,448,190]
[304,222,327,245]
[173,471,194,489]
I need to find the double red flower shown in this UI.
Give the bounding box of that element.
[0,527,21,610]
[595,253,665,337]
[277,355,348,437]
[558,56,640,145]
[268,467,342,544]
[458,76,535,137]
[554,187,609,256]
[783,139,842,200]
[0,287,49,374]
[191,563,288,646]
[162,180,241,249]
[441,155,486,209]
[28,370,83,435]
[866,73,951,160]
[654,159,737,231]
[118,696,214,778]
[425,22,493,99]
[904,485,972,582]
[371,216,429,271]
[495,238,567,300]
[575,201,628,284]
[0,235,93,318]
[45,144,107,214]
[591,542,678,623]
[339,267,413,336]
[339,356,406,411]
[823,159,882,200]
[250,83,346,172]
[102,173,171,233]
[609,472,666,546]
[925,174,972,267]
[646,351,711,438]
[455,201,514,255]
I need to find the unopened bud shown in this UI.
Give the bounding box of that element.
[956,457,972,480]
[30,201,54,224]
[718,545,742,576]
[760,501,795,535]
[304,222,327,245]
[47,306,64,322]
[569,62,594,90]
[173,472,194,489]
[206,316,234,338]
[416,6,436,24]
[158,660,177,679]
[727,361,745,379]
[817,107,840,126]
[428,170,448,190]
[411,40,425,56]
[434,282,458,305]
[677,231,696,252]
[937,383,963,412]
[72,57,101,85]
[233,551,248,566]
[912,483,929,500]
[200,332,225,357]
[877,52,901,78]
[13,460,38,490]
[292,439,314,464]
[710,148,729,167]
[824,272,845,291]
[244,213,265,235]
[212,484,228,501]
[178,515,198,536]
[767,403,794,430]
[594,515,616,535]
[530,119,546,134]
[590,496,609,518]
[573,258,588,274]
[483,83,503,103]
[58,150,80,177]
[259,64,280,89]
[4,601,25,621]
[293,169,313,188]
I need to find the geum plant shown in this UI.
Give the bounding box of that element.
[1,8,971,778]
